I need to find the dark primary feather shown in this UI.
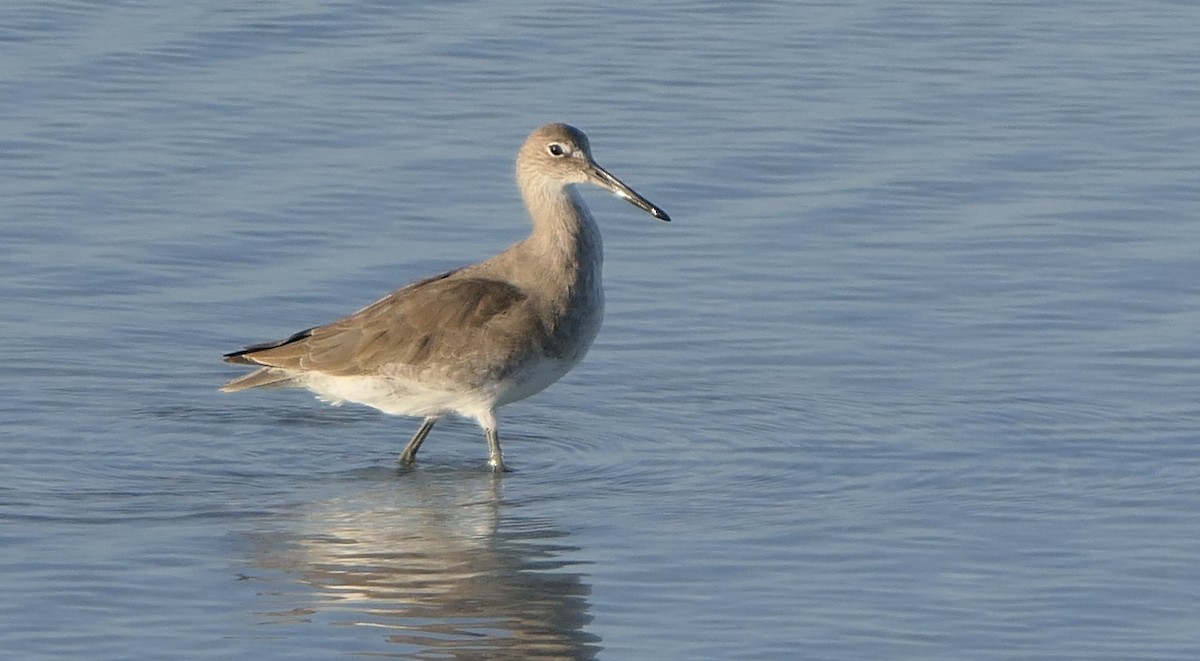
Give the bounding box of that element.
[223,327,315,364]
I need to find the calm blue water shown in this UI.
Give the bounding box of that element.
[3,1,1199,659]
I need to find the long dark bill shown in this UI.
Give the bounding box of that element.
[589,163,671,222]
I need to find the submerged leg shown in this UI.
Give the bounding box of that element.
[479,409,506,472]
[399,416,438,466]
[486,427,506,472]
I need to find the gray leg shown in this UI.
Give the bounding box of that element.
[399,416,438,466]
[486,427,506,472]
[475,410,506,472]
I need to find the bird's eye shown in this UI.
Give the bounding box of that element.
[547,143,566,157]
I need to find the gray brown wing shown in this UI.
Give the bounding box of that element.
[223,272,547,377]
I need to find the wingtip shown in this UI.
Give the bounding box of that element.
[222,352,255,365]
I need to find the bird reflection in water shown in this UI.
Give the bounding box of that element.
[243,468,599,659]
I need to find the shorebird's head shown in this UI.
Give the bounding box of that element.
[517,123,670,222]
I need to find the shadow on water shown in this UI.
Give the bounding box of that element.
[242,467,600,659]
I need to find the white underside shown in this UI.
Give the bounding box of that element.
[294,350,586,425]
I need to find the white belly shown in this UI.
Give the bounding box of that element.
[295,322,597,421]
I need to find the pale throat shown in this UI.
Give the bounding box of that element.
[520,183,605,294]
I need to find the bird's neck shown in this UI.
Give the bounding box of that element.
[515,183,604,299]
